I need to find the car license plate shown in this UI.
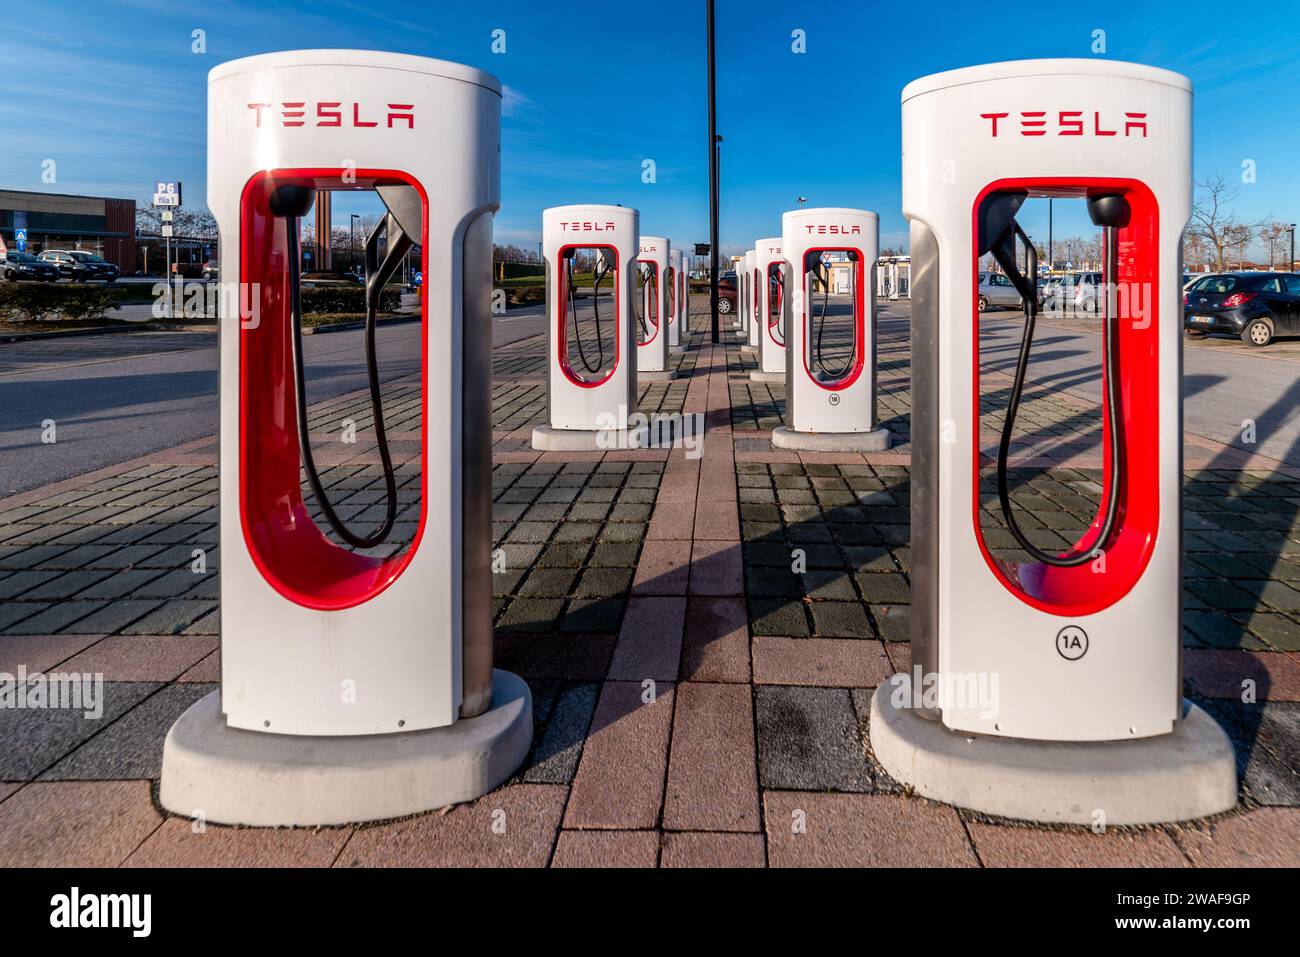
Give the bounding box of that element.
[1190,315,1214,325]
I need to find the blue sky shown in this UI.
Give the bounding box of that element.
[2,0,1297,259]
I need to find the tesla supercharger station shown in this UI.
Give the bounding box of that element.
[160,50,532,827]
[772,208,890,452]
[674,248,690,350]
[750,241,785,382]
[637,236,673,380]
[532,205,645,451]
[731,254,745,330]
[871,59,1236,824]
[667,246,684,350]
[745,240,777,356]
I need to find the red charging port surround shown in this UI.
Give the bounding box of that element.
[971,177,1161,617]
[556,243,619,388]
[238,168,428,611]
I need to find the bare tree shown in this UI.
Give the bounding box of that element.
[1190,174,1258,270]
[1260,220,1291,270]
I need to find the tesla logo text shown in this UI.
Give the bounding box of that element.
[803,225,859,234]
[765,246,782,254]
[559,221,615,231]
[247,102,415,129]
[641,245,658,253]
[980,111,1147,137]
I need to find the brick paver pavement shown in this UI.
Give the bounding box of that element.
[0,301,1297,867]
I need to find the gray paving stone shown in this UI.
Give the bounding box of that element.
[41,682,214,781]
[522,682,600,784]
[756,685,873,792]
[0,681,162,780]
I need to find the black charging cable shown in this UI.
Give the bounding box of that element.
[274,185,398,549]
[990,200,1126,567]
[808,254,856,381]
[565,251,610,374]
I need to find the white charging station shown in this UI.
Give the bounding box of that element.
[731,254,745,329]
[771,208,890,452]
[667,246,684,350]
[871,59,1236,824]
[637,235,673,380]
[750,242,784,382]
[532,205,645,451]
[675,247,690,349]
[160,50,532,827]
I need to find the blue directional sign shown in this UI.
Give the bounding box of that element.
[14,229,27,252]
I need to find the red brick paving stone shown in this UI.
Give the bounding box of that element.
[0,634,103,673]
[124,818,353,867]
[0,783,19,804]
[655,469,700,505]
[661,831,766,868]
[631,539,691,596]
[968,822,1188,867]
[551,829,659,868]
[0,781,162,867]
[59,635,219,682]
[692,495,740,541]
[647,500,696,541]
[178,650,220,682]
[753,637,894,688]
[565,681,676,829]
[884,642,911,675]
[681,596,751,683]
[764,792,978,867]
[664,682,759,832]
[608,596,685,681]
[688,539,745,597]
[337,784,567,867]
[1172,808,1300,868]
[1184,649,1300,702]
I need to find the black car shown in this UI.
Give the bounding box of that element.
[2,251,59,282]
[1184,272,1300,347]
[39,249,120,282]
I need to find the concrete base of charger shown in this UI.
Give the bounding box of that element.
[740,345,757,355]
[771,424,891,452]
[159,670,533,827]
[532,424,650,452]
[868,685,1238,825]
[638,370,676,382]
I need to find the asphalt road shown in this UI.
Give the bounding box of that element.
[0,304,545,496]
[975,306,1300,464]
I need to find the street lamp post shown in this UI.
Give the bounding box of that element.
[797,196,807,208]
[350,214,360,274]
[707,0,719,343]
[1289,224,1296,272]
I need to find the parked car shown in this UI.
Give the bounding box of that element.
[1038,274,1076,310]
[1184,271,1300,347]
[716,270,737,314]
[1072,271,1106,313]
[201,260,219,281]
[2,251,59,282]
[976,271,1023,311]
[38,249,120,282]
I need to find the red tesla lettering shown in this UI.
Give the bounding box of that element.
[317,102,342,127]
[1094,111,1116,136]
[280,102,306,127]
[1059,110,1083,136]
[388,103,415,129]
[1125,112,1148,137]
[247,103,272,127]
[981,112,1009,136]
[1019,111,1046,136]
[353,103,378,128]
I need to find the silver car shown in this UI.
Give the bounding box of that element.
[977,271,1024,311]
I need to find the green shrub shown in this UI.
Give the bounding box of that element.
[300,285,402,315]
[0,283,120,324]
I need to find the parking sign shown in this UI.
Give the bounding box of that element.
[14,229,27,252]
[153,181,183,207]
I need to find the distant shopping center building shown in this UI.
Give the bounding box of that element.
[0,188,136,272]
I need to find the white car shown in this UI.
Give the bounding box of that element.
[977,271,1024,311]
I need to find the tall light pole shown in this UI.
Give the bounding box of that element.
[797,196,807,208]
[707,0,719,343]
[1289,224,1296,272]
[350,214,360,274]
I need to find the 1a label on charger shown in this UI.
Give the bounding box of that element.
[1056,626,1088,660]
